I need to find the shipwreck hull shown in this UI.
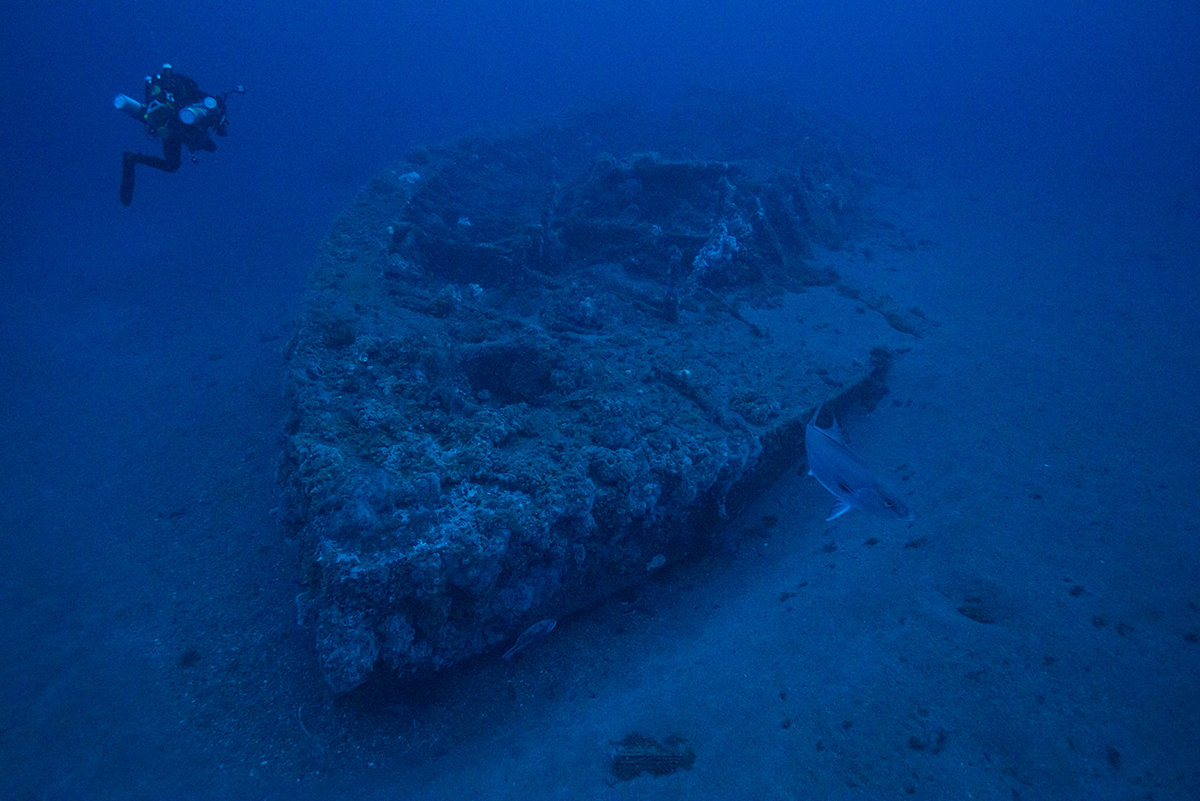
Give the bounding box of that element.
[280,100,916,692]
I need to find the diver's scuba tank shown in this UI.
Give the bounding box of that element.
[113,93,145,120]
[178,95,218,125]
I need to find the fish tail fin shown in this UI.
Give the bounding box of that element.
[826,501,852,521]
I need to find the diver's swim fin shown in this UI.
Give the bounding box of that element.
[120,152,136,206]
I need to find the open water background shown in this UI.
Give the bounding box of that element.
[2,2,1198,797]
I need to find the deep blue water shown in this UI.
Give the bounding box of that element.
[2,2,1198,798]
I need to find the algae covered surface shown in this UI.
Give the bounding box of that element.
[280,97,917,692]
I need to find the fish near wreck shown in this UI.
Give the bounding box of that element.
[804,405,913,522]
[503,619,557,661]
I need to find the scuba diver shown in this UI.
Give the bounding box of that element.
[114,64,244,206]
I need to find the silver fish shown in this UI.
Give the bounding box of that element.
[805,405,913,522]
[503,618,557,661]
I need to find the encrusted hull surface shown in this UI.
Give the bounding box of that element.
[281,99,918,692]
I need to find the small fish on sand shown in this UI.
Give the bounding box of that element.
[503,619,557,661]
[805,404,913,522]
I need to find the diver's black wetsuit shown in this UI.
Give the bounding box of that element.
[120,69,227,206]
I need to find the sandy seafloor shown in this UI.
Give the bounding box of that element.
[1,159,1197,800]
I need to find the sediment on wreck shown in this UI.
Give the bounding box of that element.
[280,93,918,693]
